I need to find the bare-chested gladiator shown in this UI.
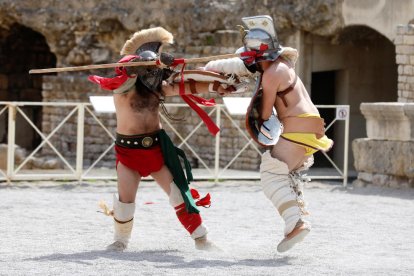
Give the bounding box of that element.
[89,27,231,252]
[205,15,333,253]
[243,15,333,252]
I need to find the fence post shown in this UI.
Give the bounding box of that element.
[6,104,16,182]
[214,105,221,182]
[343,111,350,187]
[76,103,85,182]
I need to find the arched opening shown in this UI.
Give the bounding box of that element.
[308,25,397,170]
[0,23,56,150]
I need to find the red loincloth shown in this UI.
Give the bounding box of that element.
[115,144,164,177]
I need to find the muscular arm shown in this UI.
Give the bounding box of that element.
[162,81,231,97]
[261,67,281,120]
[261,62,292,120]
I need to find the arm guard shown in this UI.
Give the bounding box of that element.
[204,57,254,77]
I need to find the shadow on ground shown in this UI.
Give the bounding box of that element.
[24,249,292,269]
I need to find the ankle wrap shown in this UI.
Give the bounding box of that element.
[112,194,136,247]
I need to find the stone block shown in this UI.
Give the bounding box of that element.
[360,103,411,141]
[403,35,414,45]
[357,171,373,183]
[354,172,412,188]
[403,65,414,75]
[398,75,407,82]
[396,45,414,55]
[396,54,409,64]
[405,76,414,83]
[214,30,240,48]
[352,138,413,178]
[403,104,414,140]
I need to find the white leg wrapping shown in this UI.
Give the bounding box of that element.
[168,182,184,207]
[260,151,303,236]
[169,182,208,240]
[108,194,135,251]
[190,224,208,240]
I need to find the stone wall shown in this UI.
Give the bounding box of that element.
[396,24,414,102]
[353,103,414,188]
[41,75,118,168]
[353,24,414,188]
[7,0,414,177]
[0,1,343,69]
[0,0,344,171]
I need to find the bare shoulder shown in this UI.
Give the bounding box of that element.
[262,61,290,92]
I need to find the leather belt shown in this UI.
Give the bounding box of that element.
[115,131,160,149]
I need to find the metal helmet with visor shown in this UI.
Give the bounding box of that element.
[240,15,282,72]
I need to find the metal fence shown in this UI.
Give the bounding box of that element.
[0,101,349,185]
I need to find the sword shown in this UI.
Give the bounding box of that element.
[29,53,241,74]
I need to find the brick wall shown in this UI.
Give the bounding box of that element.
[396,24,414,103]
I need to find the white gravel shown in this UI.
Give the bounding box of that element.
[1,180,413,276]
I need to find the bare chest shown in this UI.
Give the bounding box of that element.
[115,91,160,113]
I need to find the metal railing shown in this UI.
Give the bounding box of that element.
[0,101,349,185]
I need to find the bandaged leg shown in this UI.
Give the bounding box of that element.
[169,182,207,239]
[169,182,218,250]
[106,194,136,251]
[290,155,314,215]
[260,151,311,252]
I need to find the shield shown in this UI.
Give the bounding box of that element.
[245,76,282,147]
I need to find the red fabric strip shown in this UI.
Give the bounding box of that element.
[88,55,139,90]
[178,64,219,136]
[191,188,211,208]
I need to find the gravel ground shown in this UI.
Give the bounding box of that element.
[1,180,413,276]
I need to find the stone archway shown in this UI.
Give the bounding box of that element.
[0,23,56,149]
[307,25,397,170]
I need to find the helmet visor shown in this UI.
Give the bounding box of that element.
[243,29,274,51]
